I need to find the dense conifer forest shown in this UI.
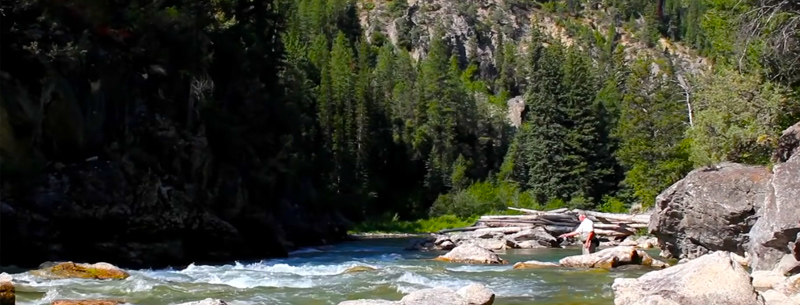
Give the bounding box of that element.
[2,0,799,233]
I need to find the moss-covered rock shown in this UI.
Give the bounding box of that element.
[34,262,129,280]
[343,266,377,273]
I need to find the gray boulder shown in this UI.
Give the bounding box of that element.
[507,227,558,247]
[747,127,800,272]
[434,244,506,265]
[612,251,764,305]
[649,163,771,260]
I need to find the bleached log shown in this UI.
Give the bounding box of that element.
[473,227,528,234]
[547,208,569,213]
[507,207,545,214]
[571,210,650,223]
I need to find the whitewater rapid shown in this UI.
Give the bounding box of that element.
[6,238,653,305]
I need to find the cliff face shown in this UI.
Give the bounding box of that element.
[357,0,708,84]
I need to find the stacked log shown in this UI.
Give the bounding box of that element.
[437,207,651,239]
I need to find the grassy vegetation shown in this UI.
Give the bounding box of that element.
[349,214,481,234]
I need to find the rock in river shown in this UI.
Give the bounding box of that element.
[174,298,229,305]
[748,123,800,273]
[433,244,506,265]
[649,162,771,260]
[51,301,124,305]
[33,262,129,280]
[339,283,495,305]
[0,273,13,305]
[612,251,764,305]
[559,246,668,270]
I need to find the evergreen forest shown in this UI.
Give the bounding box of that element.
[2,0,799,233]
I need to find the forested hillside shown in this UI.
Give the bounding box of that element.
[1,0,799,266]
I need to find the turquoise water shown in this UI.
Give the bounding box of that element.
[7,238,657,304]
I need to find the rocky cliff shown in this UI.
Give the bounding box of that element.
[357,0,709,87]
[650,122,800,274]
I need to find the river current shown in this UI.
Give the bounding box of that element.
[6,238,657,305]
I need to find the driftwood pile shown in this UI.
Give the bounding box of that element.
[438,207,651,239]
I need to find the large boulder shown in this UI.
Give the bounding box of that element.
[507,227,558,247]
[0,273,13,305]
[649,163,771,260]
[433,244,506,265]
[33,262,129,280]
[559,246,668,270]
[612,251,764,305]
[748,124,800,272]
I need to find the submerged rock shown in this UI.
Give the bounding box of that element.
[456,283,495,305]
[649,162,770,260]
[559,246,668,270]
[34,262,129,280]
[612,251,764,305]
[173,298,229,305]
[343,266,377,273]
[51,301,124,305]
[433,244,506,265]
[512,260,559,269]
[339,284,495,305]
[0,273,13,305]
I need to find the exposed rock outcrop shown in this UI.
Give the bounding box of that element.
[433,244,506,265]
[33,262,129,280]
[649,163,771,260]
[339,283,495,305]
[612,251,764,305]
[748,124,800,272]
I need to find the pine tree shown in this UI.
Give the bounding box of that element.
[328,31,357,191]
[522,41,573,204]
[354,38,373,188]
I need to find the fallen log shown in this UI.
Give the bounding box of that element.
[437,226,487,234]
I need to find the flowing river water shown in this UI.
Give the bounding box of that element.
[5,238,659,305]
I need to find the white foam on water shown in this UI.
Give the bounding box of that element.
[444,265,511,273]
[395,271,476,294]
[232,261,379,276]
[288,248,324,255]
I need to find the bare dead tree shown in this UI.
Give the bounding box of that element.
[739,0,800,85]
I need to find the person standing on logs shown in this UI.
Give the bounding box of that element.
[558,214,598,255]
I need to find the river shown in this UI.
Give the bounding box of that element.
[6,238,658,305]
